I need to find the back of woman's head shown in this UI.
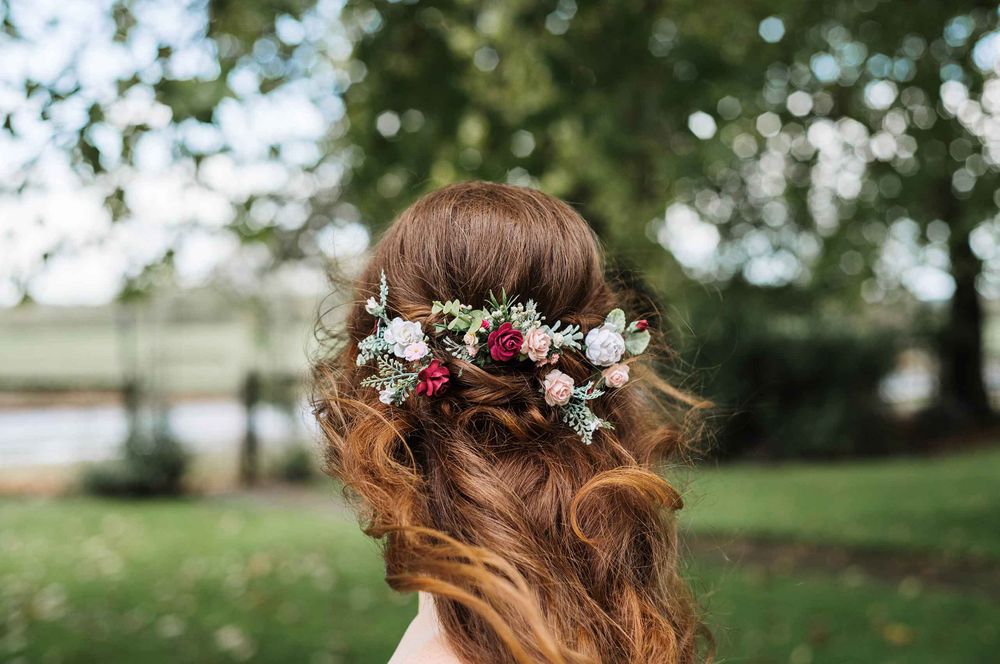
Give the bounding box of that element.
[313,181,708,664]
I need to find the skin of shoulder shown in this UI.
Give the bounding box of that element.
[393,635,463,664]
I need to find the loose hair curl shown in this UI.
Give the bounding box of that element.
[313,181,711,664]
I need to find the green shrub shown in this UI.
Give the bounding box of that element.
[82,429,188,497]
[681,286,900,459]
[271,444,318,483]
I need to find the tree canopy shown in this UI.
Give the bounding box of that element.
[5,0,999,434]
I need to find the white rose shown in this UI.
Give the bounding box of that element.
[378,387,396,405]
[383,317,424,359]
[584,324,626,366]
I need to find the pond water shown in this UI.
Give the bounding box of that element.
[0,399,314,467]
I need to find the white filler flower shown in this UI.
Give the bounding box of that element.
[383,317,425,359]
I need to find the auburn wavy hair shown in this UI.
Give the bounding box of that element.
[313,181,710,663]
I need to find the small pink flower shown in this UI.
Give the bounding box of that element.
[536,352,559,367]
[602,363,630,388]
[541,369,574,407]
[461,331,480,358]
[523,327,552,363]
[403,341,429,361]
[634,319,649,331]
[481,320,490,330]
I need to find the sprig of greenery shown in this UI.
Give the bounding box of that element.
[356,329,390,366]
[624,320,650,355]
[431,299,487,333]
[486,288,514,313]
[547,320,583,350]
[442,336,474,360]
[378,270,389,309]
[559,382,613,445]
[359,355,419,403]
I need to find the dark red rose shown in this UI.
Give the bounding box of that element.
[416,359,450,397]
[634,319,649,331]
[487,322,523,362]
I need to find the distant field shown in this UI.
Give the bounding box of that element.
[680,446,1000,560]
[0,302,321,396]
[1,494,995,664]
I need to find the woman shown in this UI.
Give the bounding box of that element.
[313,181,709,663]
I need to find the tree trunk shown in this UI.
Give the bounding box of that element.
[939,227,992,421]
[240,370,261,486]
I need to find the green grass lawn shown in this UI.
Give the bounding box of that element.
[2,490,997,663]
[679,446,1000,560]
[0,495,413,664]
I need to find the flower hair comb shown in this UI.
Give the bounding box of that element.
[356,271,651,444]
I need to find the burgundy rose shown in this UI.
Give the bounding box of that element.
[487,322,523,362]
[634,319,649,331]
[416,359,450,397]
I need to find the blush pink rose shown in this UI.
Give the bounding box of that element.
[541,369,574,406]
[523,327,552,363]
[602,363,630,388]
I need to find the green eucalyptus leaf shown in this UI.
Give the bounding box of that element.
[605,308,627,333]
[625,329,650,355]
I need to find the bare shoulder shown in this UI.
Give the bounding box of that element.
[391,635,462,664]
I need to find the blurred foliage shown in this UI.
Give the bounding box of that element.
[686,286,900,458]
[81,425,188,497]
[270,444,318,483]
[334,0,1000,441]
[9,0,1000,455]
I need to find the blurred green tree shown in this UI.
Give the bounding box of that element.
[335,0,1000,426]
[691,1,1000,423]
[7,0,1000,452]
[1,0,332,475]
